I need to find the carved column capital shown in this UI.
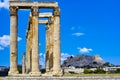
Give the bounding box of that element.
[10,6,18,16]
[31,7,39,16]
[54,7,60,16]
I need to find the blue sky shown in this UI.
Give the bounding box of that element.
[0,0,120,67]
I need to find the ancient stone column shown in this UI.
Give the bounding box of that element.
[9,6,19,75]
[53,7,61,75]
[22,52,26,74]
[49,17,54,72]
[26,16,32,74]
[46,23,50,72]
[26,36,31,73]
[31,7,41,74]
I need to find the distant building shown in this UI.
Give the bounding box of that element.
[103,67,120,72]
[62,67,84,74]
[0,66,7,71]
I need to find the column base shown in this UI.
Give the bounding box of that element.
[52,70,63,77]
[8,70,19,76]
[42,72,53,76]
[30,71,41,76]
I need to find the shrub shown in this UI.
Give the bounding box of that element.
[18,65,22,73]
[94,68,106,74]
[84,68,94,74]
[69,71,75,74]
[115,68,120,73]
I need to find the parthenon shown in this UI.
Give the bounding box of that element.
[9,0,61,76]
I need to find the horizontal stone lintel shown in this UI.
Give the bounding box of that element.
[10,2,58,9]
[39,12,53,18]
[38,20,48,24]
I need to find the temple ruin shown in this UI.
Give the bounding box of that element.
[9,0,61,76]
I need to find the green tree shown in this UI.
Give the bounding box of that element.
[18,65,22,73]
[94,68,106,74]
[115,68,120,73]
[103,62,111,67]
[84,68,94,74]
[69,71,75,74]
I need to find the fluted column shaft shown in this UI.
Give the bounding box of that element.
[26,36,31,73]
[26,17,32,73]
[46,23,50,72]
[49,17,54,72]
[31,7,40,74]
[53,7,61,74]
[9,6,19,75]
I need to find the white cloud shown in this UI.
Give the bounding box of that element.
[39,43,41,46]
[0,35,22,50]
[39,53,43,57]
[0,46,4,50]
[0,0,9,9]
[0,35,10,47]
[18,37,22,42]
[61,53,73,64]
[72,32,84,37]
[78,47,93,54]
[39,53,45,68]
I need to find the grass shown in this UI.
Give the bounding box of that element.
[0,77,4,80]
[63,74,120,77]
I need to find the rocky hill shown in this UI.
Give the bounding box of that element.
[61,55,104,68]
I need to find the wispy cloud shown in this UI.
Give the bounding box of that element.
[39,53,45,68]
[0,35,22,50]
[61,53,73,64]
[78,47,93,54]
[18,37,22,42]
[0,0,9,9]
[70,27,75,30]
[0,46,4,50]
[0,35,10,47]
[39,43,41,46]
[72,32,84,37]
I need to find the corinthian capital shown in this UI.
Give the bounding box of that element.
[31,7,39,16]
[54,7,60,16]
[10,6,18,16]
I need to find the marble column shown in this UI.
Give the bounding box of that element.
[26,17,32,73]
[31,7,40,74]
[45,23,50,72]
[9,6,19,75]
[26,36,31,73]
[49,17,54,72]
[53,7,61,75]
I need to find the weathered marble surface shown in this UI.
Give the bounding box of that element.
[6,76,120,80]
